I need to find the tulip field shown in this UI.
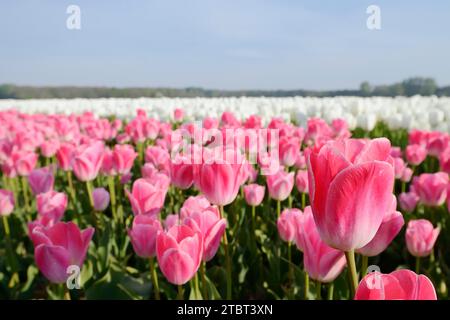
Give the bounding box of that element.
[0,98,450,300]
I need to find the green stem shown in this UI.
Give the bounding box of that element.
[345,250,358,297]
[194,273,201,300]
[304,273,309,300]
[361,255,368,278]
[288,242,293,284]
[137,142,144,165]
[315,281,322,300]
[415,257,421,274]
[66,171,76,205]
[200,261,208,300]
[328,282,334,300]
[108,175,117,221]
[85,181,99,230]
[3,215,11,237]
[85,180,95,208]
[276,200,281,217]
[64,287,71,300]
[177,285,183,300]
[251,205,256,239]
[220,206,232,300]
[288,195,292,208]
[149,258,160,300]
[21,176,30,211]
[301,192,306,209]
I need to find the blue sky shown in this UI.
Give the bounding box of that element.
[0,0,449,90]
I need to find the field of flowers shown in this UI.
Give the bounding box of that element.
[0,98,449,300]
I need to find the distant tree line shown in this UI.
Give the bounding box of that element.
[1,77,449,99]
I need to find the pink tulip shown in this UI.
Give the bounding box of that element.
[101,147,116,176]
[355,269,437,300]
[427,131,448,157]
[195,148,247,206]
[277,208,302,243]
[174,108,184,122]
[164,214,180,230]
[126,177,169,216]
[266,168,294,201]
[112,144,137,175]
[145,146,170,175]
[56,143,75,171]
[331,118,351,140]
[243,184,265,206]
[203,117,219,130]
[439,148,450,174]
[243,115,262,129]
[295,169,309,194]
[36,191,68,222]
[120,172,132,184]
[72,141,105,181]
[357,196,404,257]
[92,188,110,211]
[170,153,194,190]
[398,192,420,212]
[128,214,163,258]
[141,162,158,180]
[184,206,226,261]
[30,221,94,283]
[412,172,448,207]
[156,225,203,285]
[406,219,440,257]
[221,111,241,128]
[28,166,54,195]
[0,189,14,216]
[406,144,427,166]
[296,207,346,283]
[279,136,300,167]
[390,147,403,159]
[40,140,60,158]
[13,151,38,176]
[393,157,406,179]
[307,138,395,251]
[401,167,413,183]
[409,129,428,147]
[180,195,211,220]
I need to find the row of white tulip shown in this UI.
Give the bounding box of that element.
[0,96,449,132]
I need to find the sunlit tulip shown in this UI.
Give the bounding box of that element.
[412,172,448,207]
[406,219,440,258]
[277,208,302,243]
[36,191,68,222]
[296,207,346,283]
[184,206,226,261]
[28,166,54,195]
[307,138,395,251]
[295,170,309,194]
[405,144,427,166]
[112,144,137,175]
[195,147,247,206]
[156,225,203,285]
[398,192,420,212]
[357,196,404,257]
[72,141,105,181]
[355,269,437,300]
[92,188,110,211]
[30,222,94,283]
[243,184,265,207]
[126,177,169,216]
[266,168,294,202]
[0,189,14,216]
[128,214,163,258]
